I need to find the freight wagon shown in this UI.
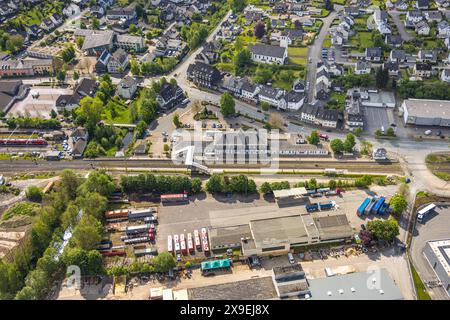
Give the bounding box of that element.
[134,248,158,257]
[125,224,152,235]
[357,198,371,216]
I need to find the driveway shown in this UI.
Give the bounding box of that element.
[389,10,414,42]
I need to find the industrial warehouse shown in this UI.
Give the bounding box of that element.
[208,204,353,257]
[423,239,450,297]
[402,99,450,127]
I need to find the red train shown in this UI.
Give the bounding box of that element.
[0,138,48,146]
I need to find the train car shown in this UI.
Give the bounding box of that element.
[187,233,194,252]
[101,250,126,257]
[123,236,150,245]
[168,235,173,253]
[194,229,201,249]
[160,193,188,204]
[0,138,48,146]
[128,207,157,220]
[134,248,158,257]
[125,224,151,236]
[180,234,187,253]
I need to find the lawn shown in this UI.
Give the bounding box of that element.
[350,32,374,52]
[410,263,432,300]
[102,100,133,124]
[288,47,308,67]
[426,153,450,181]
[272,70,304,90]
[323,35,331,49]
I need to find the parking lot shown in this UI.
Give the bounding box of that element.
[410,203,450,300]
[8,87,72,119]
[362,107,395,134]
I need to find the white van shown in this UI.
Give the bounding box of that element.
[288,252,295,264]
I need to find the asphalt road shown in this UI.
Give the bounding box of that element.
[388,10,414,42]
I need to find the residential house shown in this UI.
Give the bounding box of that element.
[90,5,105,18]
[248,44,288,65]
[389,49,407,63]
[258,85,286,110]
[117,76,138,99]
[75,30,114,56]
[106,7,137,21]
[301,103,319,124]
[441,69,450,83]
[240,80,260,102]
[222,76,245,97]
[186,62,222,88]
[435,0,449,8]
[395,0,408,10]
[345,89,364,130]
[0,59,54,78]
[344,7,360,16]
[373,9,391,35]
[354,61,371,75]
[385,34,403,47]
[95,50,111,74]
[365,47,382,62]
[292,79,306,93]
[413,63,432,78]
[424,10,442,22]
[107,48,128,73]
[415,20,430,35]
[40,18,55,32]
[156,82,185,110]
[116,34,145,52]
[384,61,400,77]
[316,107,339,129]
[438,21,450,38]
[280,29,303,47]
[55,78,98,111]
[415,0,429,9]
[283,90,305,111]
[406,10,423,25]
[417,50,437,63]
[27,24,42,39]
[50,13,63,27]
[71,127,88,159]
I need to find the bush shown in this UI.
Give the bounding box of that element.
[26,186,43,202]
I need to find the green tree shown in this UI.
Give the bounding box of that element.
[206,174,225,193]
[163,144,170,153]
[72,215,103,251]
[390,194,408,216]
[231,0,247,13]
[129,24,138,34]
[330,138,344,154]
[76,96,103,135]
[130,59,140,75]
[76,37,84,48]
[220,92,235,117]
[234,48,252,75]
[173,113,181,128]
[367,217,399,242]
[26,186,42,202]
[152,252,176,272]
[191,178,202,194]
[343,133,356,153]
[259,182,272,194]
[76,192,107,219]
[360,140,373,156]
[92,17,100,29]
[386,127,395,137]
[261,102,270,112]
[307,130,320,145]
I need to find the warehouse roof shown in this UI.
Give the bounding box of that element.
[403,99,450,119]
[308,268,403,300]
[250,215,308,247]
[209,224,252,249]
[313,212,354,241]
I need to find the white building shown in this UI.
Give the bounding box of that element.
[249,44,287,65]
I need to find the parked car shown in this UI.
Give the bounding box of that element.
[288,252,295,264]
[360,224,366,230]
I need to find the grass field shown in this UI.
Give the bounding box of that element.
[350,32,374,52]
[410,263,432,300]
[426,153,450,181]
[288,47,308,67]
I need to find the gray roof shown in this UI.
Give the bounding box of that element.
[309,268,404,300]
[285,90,305,103]
[82,30,114,50]
[249,44,287,59]
[403,99,450,119]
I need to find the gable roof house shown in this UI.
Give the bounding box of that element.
[415,20,430,35]
[280,29,304,46]
[373,10,391,35]
[40,18,55,32]
[222,75,245,96]
[413,63,432,78]
[156,82,185,110]
[406,10,423,24]
[50,13,63,27]
[424,10,442,22]
[94,50,111,74]
[55,78,98,111]
[71,127,88,159]
[77,30,114,56]
[354,61,371,74]
[385,34,403,47]
[117,76,138,99]
[107,48,129,73]
[240,80,260,102]
[257,85,286,110]
[417,50,437,63]
[106,7,137,21]
[384,61,400,77]
[394,0,408,10]
[365,47,382,62]
[438,21,450,38]
[435,0,449,7]
[389,49,407,63]
[415,0,429,9]
[344,7,360,16]
[441,69,450,83]
[63,3,80,18]
[283,90,305,111]
[315,107,339,128]
[249,44,288,65]
[186,62,222,88]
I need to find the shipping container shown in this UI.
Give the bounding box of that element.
[306,203,319,212]
[134,248,158,257]
[319,201,334,210]
[194,230,201,249]
[105,209,129,220]
[128,207,157,220]
[168,235,173,252]
[125,224,152,235]
[123,236,150,244]
[161,193,188,204]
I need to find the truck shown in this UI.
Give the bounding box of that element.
[319,201,334,211]
[168,235,173,253]
[97,240,112,251]
[134,248,158,257]
[364,197,378,215]
[187,233,194,252]
[194,230,201,249]
[319,133,329,141]
[417,203,436,223]
[128,207,157,220]
[371,196,385,214]
[174,234,180,252]
[123,236,150,245]
[201,228,209,253]
[125,224,152,235]
[144,216,158,223]
[180,234,186,253]
[306,203,319,212]
[357,197,371,216]
[105,209,129,220]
